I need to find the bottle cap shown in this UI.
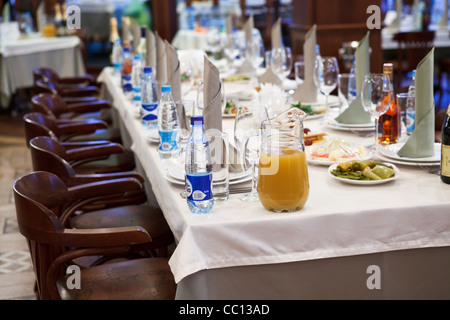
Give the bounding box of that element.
[144,66,152,73]
[134,54,142,60]
[161,85,172,93]
[123,47,130,52]
[191,116,204,125]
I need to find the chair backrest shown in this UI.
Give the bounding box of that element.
[13,171,69,300]
[34,78,59,95]
[31,93,68,118]
[23,112,59,147]
[33,67,59,83]
[29,136,77,183]
[394,30,435,69]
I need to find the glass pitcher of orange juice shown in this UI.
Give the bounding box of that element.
[257,107,310,212]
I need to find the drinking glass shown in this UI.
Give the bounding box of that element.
[294,60,305,85]
[196,80,204,111]
[314,57,339,113]
[245,36,265,72]
[180,61,194,97]
[223,32,240,65]
[361,73,393,150]
[207,131,230,201]
[234,106,261,202]
[270,46,293,82]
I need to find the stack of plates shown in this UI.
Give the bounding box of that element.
[324,118,375,132]
[376,142,441,166]
[164,168,252,186]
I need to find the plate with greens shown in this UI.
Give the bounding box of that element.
[328,160,399,185]
[291,102,326,120]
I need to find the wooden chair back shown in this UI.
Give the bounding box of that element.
[23,113,59,146]
[393,30,435,88]
[13,172,70,299]
[31,93,68,118]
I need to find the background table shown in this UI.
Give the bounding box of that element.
[99,66,450,300]
[0,35,86,109]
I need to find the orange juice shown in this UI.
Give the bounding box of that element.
[257,149,309,212]
[43,24,57,37]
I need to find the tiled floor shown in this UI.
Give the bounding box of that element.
[0,114,36,300]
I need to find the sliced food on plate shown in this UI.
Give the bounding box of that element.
[306,138,372,164]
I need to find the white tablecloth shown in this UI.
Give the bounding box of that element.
[0,35,85,108]
[99,66,450,298]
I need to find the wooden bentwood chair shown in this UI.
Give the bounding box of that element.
[28,136,175,258]
[13,171,176,300]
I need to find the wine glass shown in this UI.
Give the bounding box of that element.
[270,46,293,83]
[234,106,261,202]
[196,80,204,112]
[314,56,339,114]
[361,73,393,151]
[223,32,240,65]
[245,35,265,72]
[180,61,194,97]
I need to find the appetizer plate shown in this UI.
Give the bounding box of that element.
[328,162,400,185]
[378,142,441,163]
[306,139,374,166]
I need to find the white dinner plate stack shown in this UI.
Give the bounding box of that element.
[323,118,375,132]
[376,142,441,167]
[164,168,253,186]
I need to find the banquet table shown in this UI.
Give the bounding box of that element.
[98,66,450,300]
[0,34,86,108]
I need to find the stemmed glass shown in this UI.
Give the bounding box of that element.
[245,35,265,72]
[234,106,261,202]
[361,73,393,151]
[180,61,194,98]
[223,32,240,66]
[314,56,339,114]
[270,46,293,83]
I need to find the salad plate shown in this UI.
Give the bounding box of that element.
[328,162,399,185]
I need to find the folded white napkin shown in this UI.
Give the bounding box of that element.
[335,32,372,124]
[131,20,141,55]
[203,56,222,133]
[145,27,157,70]
[238,15,255,74]
[155,32,167,94]
[397,48,435,158]
[259,18,283,85]
[292,25,318,103]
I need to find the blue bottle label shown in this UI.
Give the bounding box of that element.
[186,173,213,201]
[159,129,179,151]
[122,75,132,92]
[406,111,415,133]
[142,103,158,112]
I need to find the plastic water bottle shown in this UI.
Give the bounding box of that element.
[121,47,133,95]
[111,39,123,76]
[141,66,158,129]
[348,57,357,103]
[157,85,180,159]
[131,54,143,95]
[406,70,416,135]
[185,116,214,214]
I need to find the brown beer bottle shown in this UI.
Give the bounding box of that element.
[378,63,401,145]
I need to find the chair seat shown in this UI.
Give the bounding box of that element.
[66,127,122,143]
[57,258,176,300]
[60,109,112,124]
[70,205,175,253]
[73,149,136,174]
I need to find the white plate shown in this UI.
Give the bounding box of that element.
[328,162,399,185]
[165,170,252,186]
[378,142,441,163]
[145,131,159,143]
[306,140,374,166]
[325,118,374,129]
[375,151,440,167]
